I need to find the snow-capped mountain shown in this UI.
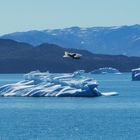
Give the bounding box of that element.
[1,25,140,56]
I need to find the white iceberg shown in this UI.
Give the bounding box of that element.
[91,67,121,74]
[0,70,102,97]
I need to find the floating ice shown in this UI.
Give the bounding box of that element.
[0,70,103,97]
[132,68,140,81]
[91,67,121,74]
[101,92,118,96]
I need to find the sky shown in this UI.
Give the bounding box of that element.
[0,0,140,35]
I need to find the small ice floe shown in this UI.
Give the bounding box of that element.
[101,92,119,96]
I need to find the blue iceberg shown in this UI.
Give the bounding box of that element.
[132,68,140,81]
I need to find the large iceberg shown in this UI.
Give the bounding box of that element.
[91,67,121,74]
[0,70,102,97]
[132,68,140,81]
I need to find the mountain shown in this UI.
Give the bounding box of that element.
[0,39,140,73]
[1,25,140,56]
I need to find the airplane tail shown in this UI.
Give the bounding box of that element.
[63,51,69,57]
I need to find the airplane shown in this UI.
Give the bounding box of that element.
[63,51,82,59]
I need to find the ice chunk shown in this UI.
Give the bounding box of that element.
[0,70,102,97]
[132,68,140,81]
[91,67,121,74]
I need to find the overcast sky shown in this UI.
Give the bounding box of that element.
[0,0,140,35]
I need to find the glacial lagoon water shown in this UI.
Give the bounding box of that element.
[0,73,140,140]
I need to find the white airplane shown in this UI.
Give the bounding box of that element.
[63,51,82,59]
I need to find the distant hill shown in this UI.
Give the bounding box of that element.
[0,39,140,73]
[1,25,140,56]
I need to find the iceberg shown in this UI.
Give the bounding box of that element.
[91,67,121,74]
[0,70,102,97]
[132,68,140,81]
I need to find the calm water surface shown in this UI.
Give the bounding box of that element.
[0,73,140,140]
